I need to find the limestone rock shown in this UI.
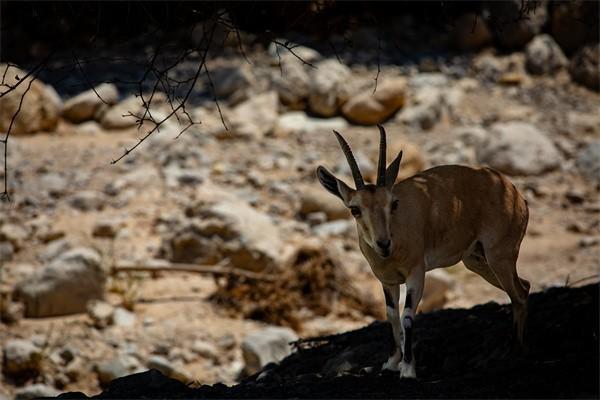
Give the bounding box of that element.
[14,384,59,400]
[308,59,351,117]
[63,83,119,123]
[477,122,561,175]
[2,339,42,376]
[15,247,106,317]
[0,64,62,135]
[227,91,279,139]
[242,326,298,375]
[525,35,568,75]
[298,184,349,220]
[342,78,406,125]
[575,141,600,183]
[273,112,348,137]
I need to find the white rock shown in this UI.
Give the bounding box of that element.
[342,78,406,125]
[113,307,137,327]
[273,112,348,137]
[2,339,42,375]
[0,64,62,135]
[14,384,59,400]
[87,300,115,328]
[191,340,220,361]
[477,122,561,175]
[241,326,298,375]
[63,83,119,122]
[309,59,351,117]
[227,91,279,139]
[525,34,568,75]
[313,220,354,237]
[16,247,106,317]
[98,96,142,129]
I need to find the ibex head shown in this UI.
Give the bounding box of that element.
[317,125,403,258]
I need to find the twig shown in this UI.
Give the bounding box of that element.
[114,262,277,282]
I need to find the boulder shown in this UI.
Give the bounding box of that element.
[297,184,349,220]
[273,112,348,137]
[15,247,106,317]
[211,64,252,99]
[575,141,600,183]
[569,44,600,92]
[477,122,561,175]
[87,300,115,328]
[14,384,59,400]
[0,64,62,135]
[397,86,443,130]
[96,355,141,385]
[98,96,142,129]
[525,34,568,75]
[341,78,406,125]
[241,326,298,375]
[308,59,352,117]
[272,59,311,109]
[161,191,284,272]
[62,83,119,123]
[452,13,493,51]
[2,339,42,376]
[227,91,279,139]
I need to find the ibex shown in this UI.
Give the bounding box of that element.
[317,125,530,379]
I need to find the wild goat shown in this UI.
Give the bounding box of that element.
[317,125,530,379]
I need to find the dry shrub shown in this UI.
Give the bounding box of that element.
[210,239,379,330]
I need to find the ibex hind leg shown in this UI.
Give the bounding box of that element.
[483,248,530,348]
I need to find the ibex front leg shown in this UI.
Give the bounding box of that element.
[381,284,402,371]
[400,266,425,379]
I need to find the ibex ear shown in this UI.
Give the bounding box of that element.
[385,151,403,188]
[317,166,353,205]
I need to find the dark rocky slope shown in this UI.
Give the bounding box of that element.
[60,284,599,399]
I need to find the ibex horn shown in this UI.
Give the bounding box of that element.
[377,125,387,187]
[333,130,365,190]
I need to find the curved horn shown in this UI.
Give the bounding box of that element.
[333,130,365,190]
[376,125,387,187]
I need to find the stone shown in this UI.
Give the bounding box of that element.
[62,83,119,123]
[191,340,220,361]
[0,241,14,262]
[162,190,284,272]
[341,78,406,125]
[38,172,68,197]
[569,44,600,92]
[92,218,122,238]
[1,300,25,324]
[87,300,115,328]
[273,112,348,137]
[226,91,279,139]
[146,356,175,377]
[241,326,298,375]
[489,0,546,49]
[525,35,568,75]
[76,120,102,135]
[0,223,28,250]
[96,355,141,385]
[2,339,42,376]
[451,125,488,146]
[272,59,311,110]
[98,96,142,129]
[0,64,62,135]
[15,247,105,317]
[452,13,493,51]
[313,220,354,237]
[477,122,561,175]
[308,59,351,117]
[39,238,72,263]
[567,112,600,135]
[14,384,59,400]
[69,190,106,211]
[268,41,322,65]
[298,184,349,220]
[113,307,136,327]
[575,141,600,183]
[211,65,252,99]
[421,269,456,312]
[398,86,443,130]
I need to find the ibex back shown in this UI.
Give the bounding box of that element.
[317,125,530,379]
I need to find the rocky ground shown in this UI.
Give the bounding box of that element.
[1,6,599,399]
[60,284,599,398]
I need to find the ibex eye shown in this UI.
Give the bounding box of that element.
[350,206,361,217]
[391,200,399,211]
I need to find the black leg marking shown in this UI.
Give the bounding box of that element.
[403,316,413,363]
[384,288,395,309]
[405,289,413,309]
